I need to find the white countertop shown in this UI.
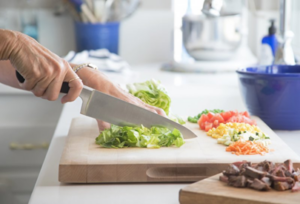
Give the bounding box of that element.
[29,64,300,204]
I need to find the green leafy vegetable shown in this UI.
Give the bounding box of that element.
[127,79,171,115]
[96,125,185,148]
[188,109,225,123]
[127,79,185,124]
[168,113,186,125]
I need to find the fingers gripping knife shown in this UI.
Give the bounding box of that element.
[16,72,197,139]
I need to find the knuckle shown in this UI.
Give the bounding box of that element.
[55,66,63,75]
[47,95,58,101]
[53,60,67,76]
[75,81,83,90]
[78,81,83,89]
[33,90,43,97]
[32,70,41,79]
[157,108,165,114]
[44,68,53,76]
[62,59,69,67]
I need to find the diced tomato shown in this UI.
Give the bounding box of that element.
[198,114,209,124]
[229,110,237,116]
[200,122,205,130]
[226,115,256,125]
[242,111,250,118]
[220,111,232,121]
[198,114,209,130]
[213,113,225,123]
[213,120,219,128]
[241,116,256,125]
[197,110,256,132]
[207,112,215,120]
[205,122,213,132]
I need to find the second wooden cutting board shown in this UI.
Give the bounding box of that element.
[179,173,300,204]
[59,116,300,183]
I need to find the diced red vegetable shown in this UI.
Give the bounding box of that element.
[198,110,256,131]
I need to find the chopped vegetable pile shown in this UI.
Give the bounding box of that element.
[207,123,262,139]
[96,125,185,148]
[226,141,272,156]
[198,110,256,132]
[127,79,185,124]
[188,109,224,123]
[189,109,272,155]
[217,128,270,147]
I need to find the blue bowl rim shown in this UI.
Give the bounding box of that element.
[236,65,300,78]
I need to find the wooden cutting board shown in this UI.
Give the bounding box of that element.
[179,173,300,204]
[59,116,300,183]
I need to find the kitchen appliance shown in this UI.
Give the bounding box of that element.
[182,13,242,61]
[59,116,300,183]
[274,0,295,65]
[166,0,256,73]
[16,72,197,139]
[237,65,300,130]
[179,173,300,204]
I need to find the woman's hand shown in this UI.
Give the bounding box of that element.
[0,30,83,103]
[76,67,167,131]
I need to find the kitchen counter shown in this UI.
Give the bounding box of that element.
[29,64,300,204]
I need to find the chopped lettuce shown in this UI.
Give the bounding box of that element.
[96,125,185,148]
[168,113,186,125]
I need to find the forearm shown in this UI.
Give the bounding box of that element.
[0,30,22,88]
[0,29,18,60]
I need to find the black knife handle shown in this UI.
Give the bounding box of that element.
[16,71,70,94]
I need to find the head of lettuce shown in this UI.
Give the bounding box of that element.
[127,79,171,115]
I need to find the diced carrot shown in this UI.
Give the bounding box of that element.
[225,141,271,156]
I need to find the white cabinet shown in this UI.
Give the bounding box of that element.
[0,93,63,204]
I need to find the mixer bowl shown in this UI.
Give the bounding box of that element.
[182,13,242,61]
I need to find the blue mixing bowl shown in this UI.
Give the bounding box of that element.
[236,65,300,130]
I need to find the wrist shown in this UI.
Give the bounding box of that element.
[0,30,20,60]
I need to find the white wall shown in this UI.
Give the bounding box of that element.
[0,0,173,65]
[1,0,299,62]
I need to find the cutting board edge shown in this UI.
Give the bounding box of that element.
[179,173,300,204]
[59,163,229,183]
[59,164,87,183]
[179,188,276,204]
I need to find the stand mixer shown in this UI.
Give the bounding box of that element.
[162,0,256,73]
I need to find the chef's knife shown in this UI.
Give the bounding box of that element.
[16,72,197,139]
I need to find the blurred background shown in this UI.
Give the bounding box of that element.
[0,0,300,204]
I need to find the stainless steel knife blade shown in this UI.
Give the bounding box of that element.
[79,87,197,139]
